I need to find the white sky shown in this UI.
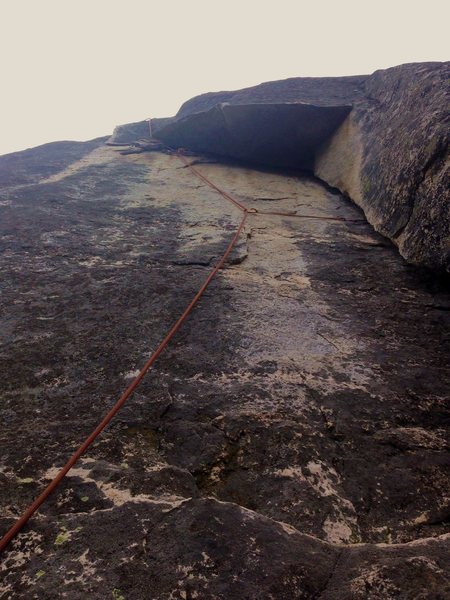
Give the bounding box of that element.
[0,0,448,155]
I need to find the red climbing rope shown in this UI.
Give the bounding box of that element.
[146,118,153,138]
[176,151,248,213]
[0,209,247,555]
[1,144,363,555]
[174,151,365,224]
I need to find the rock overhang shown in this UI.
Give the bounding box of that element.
[109,62,449,271]
[155,102,353,169]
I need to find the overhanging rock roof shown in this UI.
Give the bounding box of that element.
[156,102,352,169]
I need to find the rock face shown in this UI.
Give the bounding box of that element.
[316,62,450,271]
[142,63,449,271]
[0,142,449,598]
[0,138,108,187]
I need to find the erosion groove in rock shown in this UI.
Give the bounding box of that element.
[0,139,449,598]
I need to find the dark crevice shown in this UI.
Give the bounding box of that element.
[315,548,344,600]
[171,259,212,267]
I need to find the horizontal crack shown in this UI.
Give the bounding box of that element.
[170,259,213,267]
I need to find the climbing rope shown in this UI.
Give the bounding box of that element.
[0,194,247,554]
[174,149,365,224]
[0,141,364,555]
[146,117,153,138]
[176,150,248,213]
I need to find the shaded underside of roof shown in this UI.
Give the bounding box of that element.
[157,102,352,169]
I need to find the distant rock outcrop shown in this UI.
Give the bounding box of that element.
[113,63,449,271]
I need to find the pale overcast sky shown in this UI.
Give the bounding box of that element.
[0,0,448,155]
